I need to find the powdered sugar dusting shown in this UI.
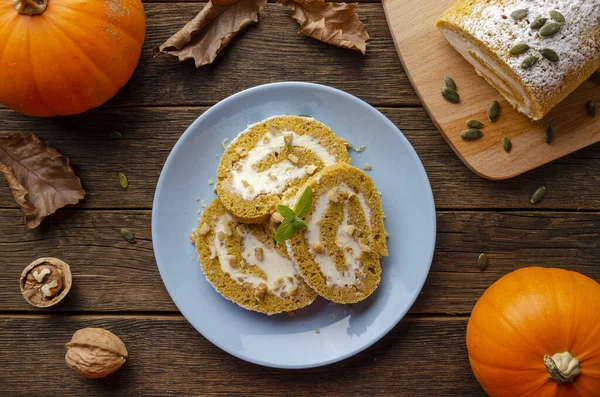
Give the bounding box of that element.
[461,0,600,98]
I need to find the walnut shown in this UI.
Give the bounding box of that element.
[65,328,128,378]
[20,257,72,308]
[254,283,268,301]
[255,247,264,261]
[283,132,293,145]
[311,242,325,254]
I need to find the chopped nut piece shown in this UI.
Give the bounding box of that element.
[241,180,249,187]
[190,229,197,245]
[223,224,232,237]
[315,328,321,334]
[221,138,229,149]
[340,138,350,147]
[232,162,242,171]
[198,223,211,236]
[283,132,293,145]
[208,179,214,185]
[348,190,356,199]
[287,283,298,296]
[305,164,318,175]
[209,245,217,259]
[327,190,339,203]
[287,276,294,282]
[226,255,238,266]
[235,147,244,155]
[255,247,264,261]
[263,136,270,144]
[271,212,285,223]
[268,125,281,135]
[247,185,254,194]
[359,243,371,253]
[268,173,278,181]
[254,283,268,301]
[217,231,226,241]
[288,154,299,164]
[354,145,367,152]
[273,277,285,290]
[311,242,325,253]
[362,164,372,171]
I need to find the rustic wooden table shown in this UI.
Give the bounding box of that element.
[2,1,600,396]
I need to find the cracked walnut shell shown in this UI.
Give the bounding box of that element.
[65,328,128,378]
[20,257,72,308]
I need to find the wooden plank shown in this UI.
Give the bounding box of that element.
[3,107,600,210]
[0,315,485,396]
[1,208,599,313]
[383,0,600,179]
[106,2,416,107]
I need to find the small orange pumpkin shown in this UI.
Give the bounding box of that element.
[467,267,600,397]
[0,0,146,117]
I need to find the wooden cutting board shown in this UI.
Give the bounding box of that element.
[382,0,600,180]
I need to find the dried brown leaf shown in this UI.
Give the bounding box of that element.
[157,0,268,68]
[0,133,85,228]
[277,0,369,54]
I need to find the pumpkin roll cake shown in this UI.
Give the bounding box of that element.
[285,163,388,304]
[216,116,351,223]
[195,199,317,315]
[436,1,600,120]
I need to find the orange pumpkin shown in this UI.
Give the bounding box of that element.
[0,0,145,117]
[467,267,600,397]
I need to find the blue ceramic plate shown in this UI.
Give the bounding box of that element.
[152,82,436,369]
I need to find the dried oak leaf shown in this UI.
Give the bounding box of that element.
[0,133,85,228]
[277,0,369,54]
[156,0,268,68]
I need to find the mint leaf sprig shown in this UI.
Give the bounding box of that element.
[274,186,313,242]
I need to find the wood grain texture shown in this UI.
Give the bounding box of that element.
[0,315,485,396]
[3,107,600,211]
[383,0,600,179]
[106,3,416,107]
[1,208,599,313]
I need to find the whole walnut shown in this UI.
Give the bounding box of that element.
[65,328,128,378]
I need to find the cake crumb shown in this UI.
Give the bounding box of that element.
[208,179,214,185]
[195,197,200,202]
[353,145,367,153]
[221,138,229,149]
[332,313,337,320]
[287,311,296,318]
[189,229,197,245]
[283,132,293,145]
[315,328,321,334]
[215,153,219,158]
[362,164,372,171]
[198,223,211,236]
[201,200,207,208]
[255,247,264,261]
[311,242,325,254]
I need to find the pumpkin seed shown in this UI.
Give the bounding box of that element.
[549,10,566,23]
[107,130,122,139]
[510,9,528,20]
[521,56,539,70]
[461,129,484,141]
[592,70,600,85]
[540,48,559,62]
[509,43,530,55]
[587,100,597,117]
[118,172,129,189]
[477,253,489,271]
[530,17,547,29]
[544,126,554,144]
[441,87,460,103]
[120,228,135,243]
[445,76,457,91]
[501,137,512,153]
[488,100,500,122]
[466,119,484,129]
[531,186,547,204]
[540,22,561,37]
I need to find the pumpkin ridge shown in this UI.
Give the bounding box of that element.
[40,15,121,93]
[49,1,145,47]
[25,21,56,115]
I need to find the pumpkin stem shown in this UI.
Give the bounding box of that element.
[544,352,581,384]
[13,0,47,15]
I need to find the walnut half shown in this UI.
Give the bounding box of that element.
[20,257,72,308]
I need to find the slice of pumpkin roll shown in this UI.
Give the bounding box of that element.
[285,163,388,304]
[195,199,317,315]
[216,116,351,223]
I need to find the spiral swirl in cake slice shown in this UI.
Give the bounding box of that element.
[195,199,317,315]
[285,163,388,304]
[216,116,351,223]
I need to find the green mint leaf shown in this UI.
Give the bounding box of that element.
[275,218,296,242]
[278,205,296,219]
[293,218,307,231]
[294,186,313,218]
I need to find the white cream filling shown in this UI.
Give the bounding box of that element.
[213,214,298,297]
[231,128,337,200]
[304,184,371,287]
[440,27,534,117]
